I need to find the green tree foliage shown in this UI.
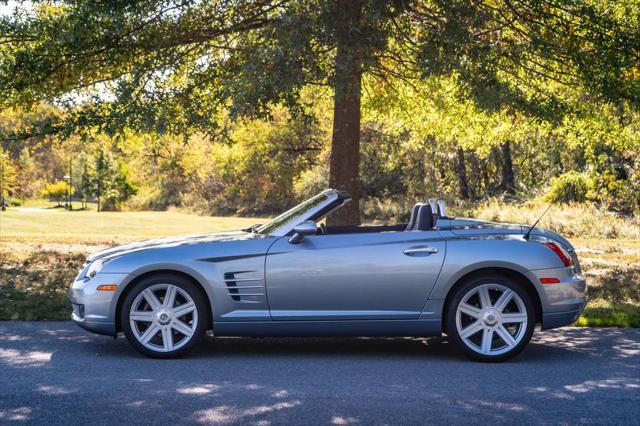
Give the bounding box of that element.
[1,1,638,224]
[0,148,18,205]
[121,105,324,215]
[40,180,68,205]
[545,171,593,203]
[78,161,91,209]
[85,149,137,211]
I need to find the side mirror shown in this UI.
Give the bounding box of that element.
[288,220,318,244]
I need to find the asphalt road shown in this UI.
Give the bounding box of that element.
[0,322,638,425]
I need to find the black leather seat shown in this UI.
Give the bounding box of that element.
[405,203,422,231]
[414,203,434,231]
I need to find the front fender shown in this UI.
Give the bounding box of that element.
[100,238,275,325]
[105,261,216,331]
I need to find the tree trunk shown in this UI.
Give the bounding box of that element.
[327,0,362,226]
[97,181,102,212]
[500,141,516,194]
[468,151,480,200]
[481,158,491,197]
[455,147,470,199]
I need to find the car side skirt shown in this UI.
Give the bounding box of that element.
[213,319,442,338]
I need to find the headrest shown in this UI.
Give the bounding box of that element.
[414,203,434,231]
[405,203,422,231]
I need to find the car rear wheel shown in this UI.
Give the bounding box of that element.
[445,275,535,362]
[121,274,207,358]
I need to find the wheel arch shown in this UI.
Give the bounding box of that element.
[442,267,542,328]
[115,269,213,333]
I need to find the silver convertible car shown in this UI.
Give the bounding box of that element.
[69,189,586,361]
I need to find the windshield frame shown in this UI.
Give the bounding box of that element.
[255,189,346,237]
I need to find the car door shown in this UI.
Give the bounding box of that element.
[265,230,446,320]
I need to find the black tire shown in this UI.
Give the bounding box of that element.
[121,273,208,359]
[445,274,535,362]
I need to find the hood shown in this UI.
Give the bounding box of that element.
[87,230,262,262]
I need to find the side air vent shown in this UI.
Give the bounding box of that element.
[223,272,265,303]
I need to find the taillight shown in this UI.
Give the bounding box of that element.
[543,242,573,267]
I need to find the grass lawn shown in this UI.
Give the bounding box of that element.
[0,205,638,326]
[1,204,263,251]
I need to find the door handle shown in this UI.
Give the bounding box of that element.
[403,246,439,256]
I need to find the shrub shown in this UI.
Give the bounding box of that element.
[545,171,593,203]
[293,164,329,200]
[360,197,415,223]
[40,181,68,205]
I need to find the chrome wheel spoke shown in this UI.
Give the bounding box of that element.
[458,303,481,319]
[502,313,527,323]
[164,285,177,308]
[161,328,174,351]
[140,324,159,344]
[130,311,154,322]
[171,319,194,337]
[478,286,492,309]
[142,289,161,310]
[496,325,517,348]
[481,329,493,354]
[460,321,483,338]
[173,302,195,318]
[494,289,513,312]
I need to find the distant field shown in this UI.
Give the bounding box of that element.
[0,206,266,321]
[1,204,263,252]
[0,204,638,326]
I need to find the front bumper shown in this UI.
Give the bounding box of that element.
[68,273,132,336]
[528,266,587,329]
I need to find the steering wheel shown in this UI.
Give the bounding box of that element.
[319,223,327,235]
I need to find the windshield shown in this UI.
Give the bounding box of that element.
[256,192,330,235]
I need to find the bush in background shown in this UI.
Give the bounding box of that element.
[545,171,593,204]
[40,181,68,206]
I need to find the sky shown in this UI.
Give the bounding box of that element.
[0,1,30,17]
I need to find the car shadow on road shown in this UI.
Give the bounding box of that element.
[97,326,637,364]
[191,335,462,360]
[4,321,635,364]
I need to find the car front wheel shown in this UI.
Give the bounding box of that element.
[121,274,207,358]
[445,275,535,362]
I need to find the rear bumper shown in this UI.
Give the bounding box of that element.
[542,306,585,330]
[68,273,132,337]
[528,266,587,329]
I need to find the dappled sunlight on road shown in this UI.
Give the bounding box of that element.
[531,327,640,359]
[0,322,638,424]
[0,407,32,422]
[0,348,52,367]
[193,400,302,424]
[36,385,77,396]
[176,384,222,395]
[331,415,360,425]
[564,378,640,393]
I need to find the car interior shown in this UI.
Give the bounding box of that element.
[315,200,446,235]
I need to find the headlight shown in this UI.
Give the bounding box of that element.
[86,259,106,279]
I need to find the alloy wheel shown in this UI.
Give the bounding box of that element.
[455,283,528,356]
[129,283,198,353]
